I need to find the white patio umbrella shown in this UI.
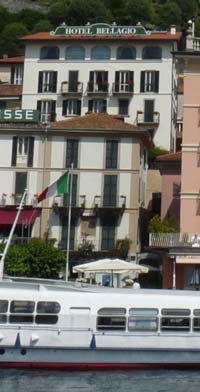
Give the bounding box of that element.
[73,258,148,286]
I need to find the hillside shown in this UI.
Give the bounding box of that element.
[0,0,48,13]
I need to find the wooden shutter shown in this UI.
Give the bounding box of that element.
[89,71,94,92]
[140,71,145,92]
[77,100,81,115]
[154,71,159,93]
[88,100,93,112]
[62,100,67,116]
[144,100,154,122]
[38,72,43,93]
[11,67,15,84]
[27,137,34,167]
[11,136,18,166]
[115,71,120,92]
[52,71,57,93]
[50,101,56,121]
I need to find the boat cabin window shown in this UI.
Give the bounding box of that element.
[128,308,158,331]
[9,301,35,324]
[35,315,58,324]
[193,309,200,331]
[0,300,8,323]
[10,301,35,313]
[36,301,60,314]
[97,307,126,331]
[161,309,190,331]
[0,300,8,313]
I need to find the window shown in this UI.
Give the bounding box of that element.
[101,218,117,251]
[37,100,56,122]
[62,99,81,116]
[66,46,85,60]
[68,70,79,92]
[97,308,126,331]
[40,46,59,60]
[119,99,129,116]
[88,99,107,113]
[61,216,76,250]
[63,174,78,207]
[11,136,34,167]
[91,46,111,60]
[15,172,27,204]
[117,46,136,60]
[0,300,8,324]
[128,308,158,331]
[88,71,108,93]
[65,139,79,168]
[35,315,58,324]
[11,66,23,85]
[144,100,154,122]
[140,71,159,93]
[103,175,117,208]
[142,46,162,60]
[106,140,118,169]
[38,71,57,93]
[114,71,134,93]
[9,300,34,324]
[36,301,60,314]
[161,309,190,331]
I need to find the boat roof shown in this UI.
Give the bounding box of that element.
[1,277,200,297]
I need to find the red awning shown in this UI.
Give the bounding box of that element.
[0,209,39,225]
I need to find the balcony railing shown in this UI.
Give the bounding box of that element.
[61,81,83,95]
[186,36,200,51]
[136,111,160,126]
[149,233,200,248]
[93,195,126,209]
[112,82,134,95]
[87,82,109,95]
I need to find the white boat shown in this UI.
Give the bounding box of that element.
[0,278,200,369]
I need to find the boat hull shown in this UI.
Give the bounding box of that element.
[1,347,200,370]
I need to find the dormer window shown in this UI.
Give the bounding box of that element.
[142,46,162,60]
[91,46,111,60]
[40,46,60,60]
[117,47,136,60]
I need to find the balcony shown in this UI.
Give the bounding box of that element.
[112,82,134,95]
[93,195,126,218]
[52,194,86,218]
[61,81,83,95]
[186,36,200,51]
[87,82,109,95]
[149,233,200,248]
[136,111,160,126]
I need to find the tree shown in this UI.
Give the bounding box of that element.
[4,238,66,279]
[16,9,46,31]
[115,238,132,259]
[0,23,28,57]
[148,145,169,168]
[149,214,178,233]
[78,239,95,258]
[156,2,182,30]
[123,0,154,25]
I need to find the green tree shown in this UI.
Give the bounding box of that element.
[0,23,28,57]
[78,239,95,258]
[32,19,53,33]
[156,1,182,30]
[65,0,113,25]
[115,238,132,259]
[123,0,154,25]
[16,9,46,31]
[149,214,178,233]
[4,238,66,279]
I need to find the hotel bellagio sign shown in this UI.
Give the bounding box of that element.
[0,109,39,122]
[52,22,148,36]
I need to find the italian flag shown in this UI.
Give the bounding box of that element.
[37,171,69,203]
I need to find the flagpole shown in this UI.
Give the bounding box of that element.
[0,189,27,280]
[65,163,73,281]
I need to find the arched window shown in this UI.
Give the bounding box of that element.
[66,46,85,60]
[142,46,162,60]
[117,47,136,60]
[40,46,60,60]
[91,46,111,60]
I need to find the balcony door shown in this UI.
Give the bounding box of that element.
[68,71,78,92]
[144,100,154,122]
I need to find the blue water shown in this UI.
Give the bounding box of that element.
[0,369,200,392]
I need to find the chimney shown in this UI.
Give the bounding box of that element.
[170,25,176,35]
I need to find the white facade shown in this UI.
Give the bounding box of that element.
[21,24,181,151]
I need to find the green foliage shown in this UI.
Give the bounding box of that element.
[149,214,179,233]
[4,238,66,279]
[148,145,169,167]
[0,23,28,57]
[156,2,182,30]
[78,240,95,258]
[115,237,132,259]
[123,0,154,25]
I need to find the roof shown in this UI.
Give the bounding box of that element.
[51,113,137,130]
[21,31,182,42]
[0,56,24,64]
[0,84,22,97]
[156,151,181,161]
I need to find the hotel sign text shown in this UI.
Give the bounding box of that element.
[0,109,39,122]
[52,23,147,36]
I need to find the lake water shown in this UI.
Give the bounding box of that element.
[1,369,200,392]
